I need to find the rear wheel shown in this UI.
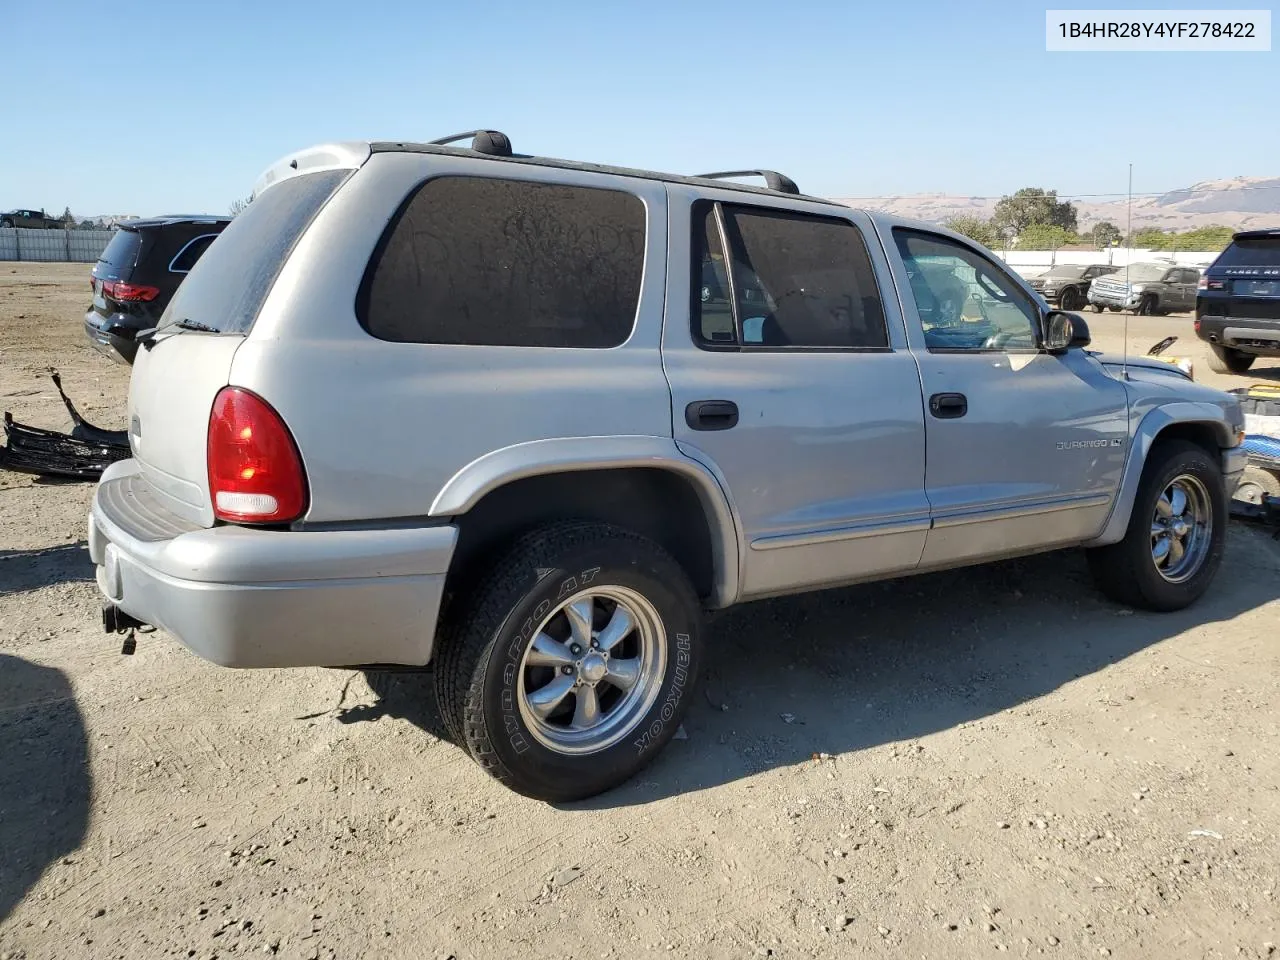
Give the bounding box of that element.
[434,521,703,801]
[1086,440,1226,611]
[1207,344,1256,375]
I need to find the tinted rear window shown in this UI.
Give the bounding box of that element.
[159,169,347,334]
[358,176,646,348]
[97,229,143,272]
[1216,238,1280,268]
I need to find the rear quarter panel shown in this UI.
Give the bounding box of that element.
[232,153,675,524]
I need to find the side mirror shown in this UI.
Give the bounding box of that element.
[1043,310,1091,353]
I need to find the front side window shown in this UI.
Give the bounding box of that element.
[691,202,888,350]
[893,229,1040,352]
[360,176,646,348]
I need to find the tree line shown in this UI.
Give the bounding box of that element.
[941,187,1235,252]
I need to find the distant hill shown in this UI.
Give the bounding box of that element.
[834,176,1280,232]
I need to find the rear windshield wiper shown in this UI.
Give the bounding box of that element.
[138,317,220,349]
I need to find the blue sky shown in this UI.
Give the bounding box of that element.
[2,0,1275,215]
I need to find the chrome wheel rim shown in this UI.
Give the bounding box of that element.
[516,586,666,755]
[1150,474,1212,583]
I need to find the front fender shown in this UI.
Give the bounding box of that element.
[1087,402,1236,546]
[428,435,743,607]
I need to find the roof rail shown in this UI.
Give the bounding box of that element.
[428,129,513,157]
[696,169,800,195]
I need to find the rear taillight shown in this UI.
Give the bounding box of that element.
[1199,276,1226,292]
[207,387,308,524]
[101,279,160,302]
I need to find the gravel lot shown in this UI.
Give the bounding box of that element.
[2,263,1279,960]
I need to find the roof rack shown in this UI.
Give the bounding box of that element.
[695,169,799,195]
[428,129,513,157]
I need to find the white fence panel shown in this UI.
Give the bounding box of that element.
[0,228,116,263]
[999,248,1222,278]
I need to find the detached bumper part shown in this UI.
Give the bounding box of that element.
[0,371,130,480]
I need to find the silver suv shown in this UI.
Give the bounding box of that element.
[89,131,1247,801]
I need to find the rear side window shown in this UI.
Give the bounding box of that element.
[1215,238,1280,268]
[160,169,347,334]
[97,229,143,272]
[692,202,888,349]
[169,234,218,272]
[359,176,646,348]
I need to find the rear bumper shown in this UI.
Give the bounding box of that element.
[83,309,141,365]
[89,460,457,668]
[1195,312,1280,356]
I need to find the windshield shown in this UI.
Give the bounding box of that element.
[1216,238,1280,268]
[1119,263,1169,282]
[1045,265,1086,278]
[160,169,348,334]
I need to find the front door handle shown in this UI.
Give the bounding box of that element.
[929,392,968,419]
[686,400,739,431]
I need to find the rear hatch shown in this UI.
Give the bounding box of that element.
[89,227,149,321]
[1203,234,1280,321]
[126,167,351,526]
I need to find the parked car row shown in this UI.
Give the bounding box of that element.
[1022,231,1280,378]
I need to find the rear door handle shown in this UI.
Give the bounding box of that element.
[929,392,968,419]
[685,400,739,431]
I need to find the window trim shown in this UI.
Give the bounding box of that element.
[356,173,649,349]
[167,232,221,274]
[893,226,1046,356]
[689,200,893,354]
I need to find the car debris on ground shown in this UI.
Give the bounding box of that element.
[0,369,129,480]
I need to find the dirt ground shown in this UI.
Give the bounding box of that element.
[2,263,1279,960]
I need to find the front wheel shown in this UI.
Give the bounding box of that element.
[1059,287,1083,311]
[1207,344,1255,375]
[1086,440,1226,611]
[1091,302,1105,313]
[1135,295,1156,316]
[435,521,703,801]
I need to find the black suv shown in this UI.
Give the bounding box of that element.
[84,215,231,364]
[1026,263,1114,310]
[1,208,63,229]
[1195,229,1280,374]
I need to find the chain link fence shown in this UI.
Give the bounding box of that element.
[0,228,116,263]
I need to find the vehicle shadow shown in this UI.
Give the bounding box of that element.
[573,527,1280,807]
[0,655,91,922]
[1243,365,1280,382]
[0,542,93,597]
[356,528,1280,807]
